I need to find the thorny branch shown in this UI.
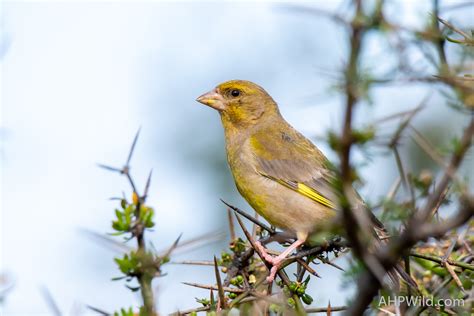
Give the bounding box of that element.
[99,129,157,315]
[344,0,474,313]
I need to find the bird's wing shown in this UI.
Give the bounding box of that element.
[250,122,387,229]
[249,124,339,210]
[256,157,338,210]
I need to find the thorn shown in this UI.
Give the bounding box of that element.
[221,199,275,234]
[156,231,225,257]
[181,282,245,293]
[295,258,321,278]
[214,256,227,309]
[227,209,236,241]
[79,228,131,253]
[209,288,215,307]
[143,169,153,201]
[388,95,429,149]
[97,163,122,173]
[126,127,141,167]
[374,102,425,125]
[323,259,345,272]
[39,286,61,316]
[86,305,111,316]
[171,260,214,266]
[162,233,183,259]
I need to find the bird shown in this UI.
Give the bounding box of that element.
[196,79,416,286]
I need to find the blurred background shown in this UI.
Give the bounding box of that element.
[0,0,472,314]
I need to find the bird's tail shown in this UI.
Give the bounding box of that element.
[371,216,418,290]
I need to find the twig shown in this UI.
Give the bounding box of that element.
[182,282,245,293]
[156,231,226,257]
[306,305,347,313]
[40,287,61,316]
[227,209,236,241]
[432,0,448,71]
[126,127,141,167]
[409,252,474,271]
[339,0,368,262]
[86,305,111,316]
[172,260,214,266]
[373,105,425,125]
[437,16,472,41]
[221,199,275,234]
[443,261,466,293]
[175,306,210,315]
[213,256,227,309]
[161,234,182,260]
[143,169,153,201]
[409,126,452,176]
[279,4,348,26]
[388,96,429,149]
[295,258,321,278]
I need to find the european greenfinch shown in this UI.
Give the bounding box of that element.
[197,80,415,286]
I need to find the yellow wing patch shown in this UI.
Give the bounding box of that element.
[263,174,336,209]
[296,183,335,209]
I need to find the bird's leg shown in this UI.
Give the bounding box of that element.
[266,236,306,283]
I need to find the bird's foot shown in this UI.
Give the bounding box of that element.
[266,256,286,283]
[254,241,276,265]
[255,237,306,283]
[254,241,281,282]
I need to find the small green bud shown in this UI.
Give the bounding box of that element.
[288,282,297,292]
[296,286,305,296]
[230,277,238,286]
[236,275,243,284]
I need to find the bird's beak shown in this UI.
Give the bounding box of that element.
[196,89,226,111]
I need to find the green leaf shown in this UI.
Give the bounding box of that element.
[302,294,313,305]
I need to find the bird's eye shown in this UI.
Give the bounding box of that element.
[230,89,240,97]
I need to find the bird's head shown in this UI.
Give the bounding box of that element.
[196,80,280,127]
